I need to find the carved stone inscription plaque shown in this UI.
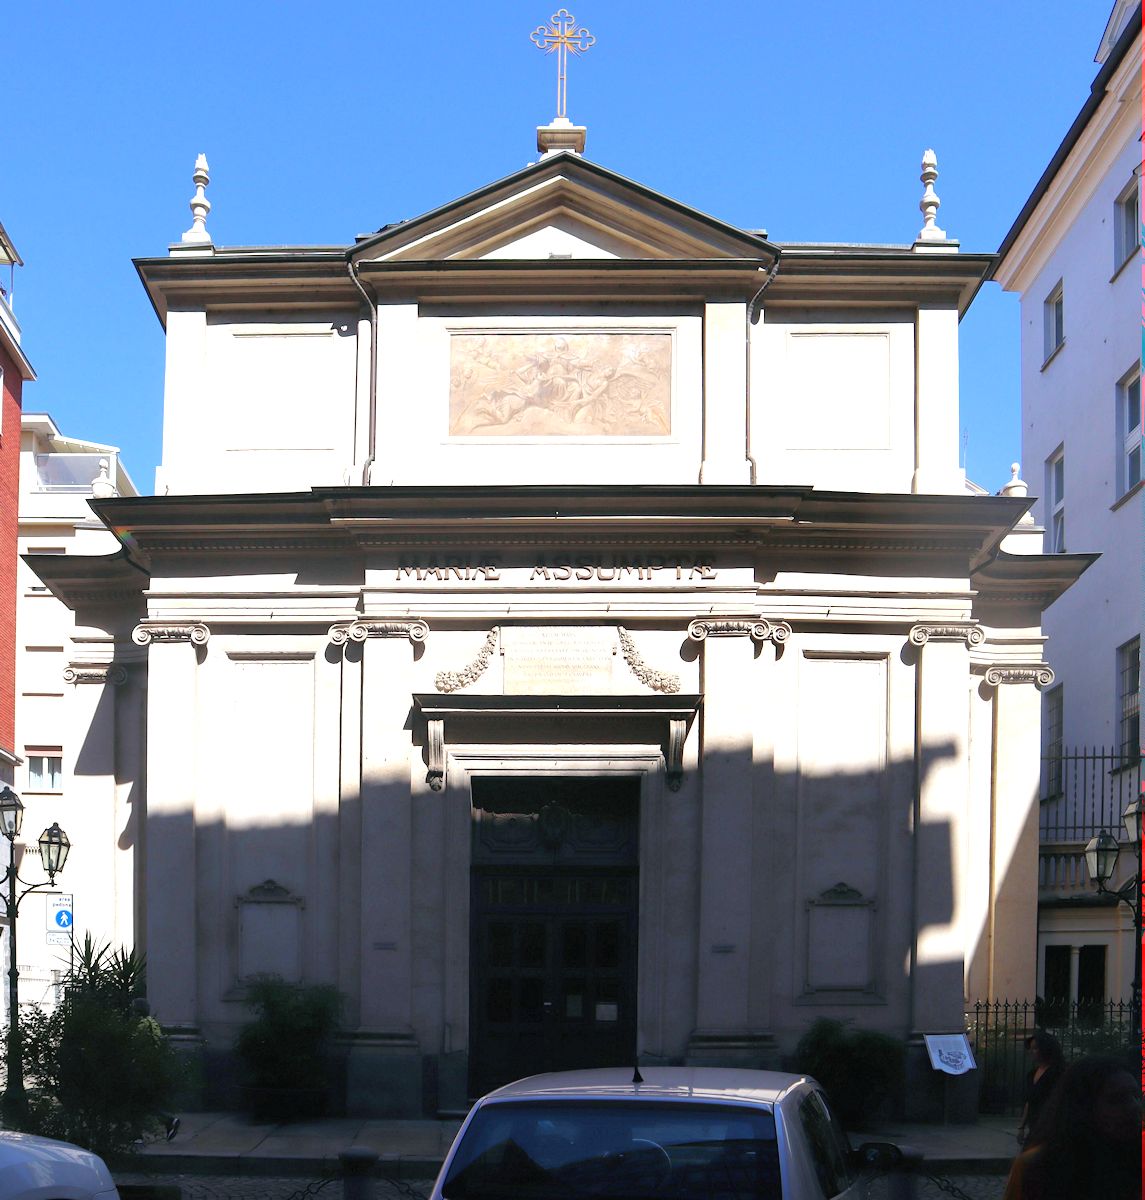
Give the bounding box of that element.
[449,332,672,436]
[501,626,617,694]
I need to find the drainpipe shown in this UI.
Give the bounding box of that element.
[744,254,781,484]
[347,261,378,486]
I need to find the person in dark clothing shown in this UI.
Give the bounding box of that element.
[1015,1030,1063,1147]
[1003,1054,1141,1200]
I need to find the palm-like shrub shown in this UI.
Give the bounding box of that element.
[10,936,179,1159]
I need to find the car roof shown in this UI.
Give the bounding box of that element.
[480,1067,812,1107]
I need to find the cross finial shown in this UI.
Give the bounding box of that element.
[531,9,594,121]
[917,149,946,242]
[181,153,212,245]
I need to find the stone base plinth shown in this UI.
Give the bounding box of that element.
[685,1030,780,1070]
[343,1031,423,1117]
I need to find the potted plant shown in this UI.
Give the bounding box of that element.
[234,975,343,1121]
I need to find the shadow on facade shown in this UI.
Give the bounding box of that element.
[90,720,1005,1122]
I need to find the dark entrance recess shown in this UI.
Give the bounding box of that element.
[469,776,639,1099]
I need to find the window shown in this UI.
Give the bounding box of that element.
[1045,450,1065,552]
[1044,685,1064,796]
[1117,636,1140,764]
[1043,945,1069,1009]
[1114,175,1139,271]
[1117,368,1141,497]
[799,1090,856,1198]
[1077,945,1107,1011]
[1043,281,1064,362]
[26,752,62,792]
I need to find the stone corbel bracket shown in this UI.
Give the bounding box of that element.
[329,619,430,646]
[908,623,985,647]
[435,627,499,693]
[132,622,210,646]
[982,664,1055,689]
[426,718,446,791]
[687,618,792,645]
[617,628,680,694]
[666,716,688,792]
[63,665,128,686]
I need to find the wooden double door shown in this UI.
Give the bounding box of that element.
[469,777,639,1099]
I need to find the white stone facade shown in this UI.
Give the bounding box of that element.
[31,149,1081,1118]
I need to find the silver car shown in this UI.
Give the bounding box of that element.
[430,1066,902,1199]
[0,1130,120,1200]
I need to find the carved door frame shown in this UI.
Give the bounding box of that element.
[439,747,670,1076]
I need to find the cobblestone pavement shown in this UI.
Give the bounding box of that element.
[114,1170,1008,1199]
[866,1171,1006,1200]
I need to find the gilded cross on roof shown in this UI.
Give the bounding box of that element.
[531,9,595,120]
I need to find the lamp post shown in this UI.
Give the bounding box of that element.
[1083,793,1142,1042]
[0,786,70,1124]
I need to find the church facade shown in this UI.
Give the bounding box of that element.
[31,138,1085,1117]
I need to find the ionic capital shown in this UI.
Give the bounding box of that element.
[132,622,210,646]
[687,618,791,645]
[908,623,984,648]
[329,620,429,646]
[983,664,1055,689]
[64,665,128,686]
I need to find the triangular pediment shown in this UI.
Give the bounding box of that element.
[351,154,775,264]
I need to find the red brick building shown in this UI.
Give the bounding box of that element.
[0,224,35,785]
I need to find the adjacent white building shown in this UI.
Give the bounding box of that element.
[991,2,1141,1010]
[28,122,1085,1119]
[13,415,137,1011]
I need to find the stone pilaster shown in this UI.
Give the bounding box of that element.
[909,623,976,1032]
[133,622,209,1034]
[699,302,752,484]
[685,619,788,1066]
[978,662,1053,1001]
[341,619,427,1115]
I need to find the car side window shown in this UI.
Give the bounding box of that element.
[799,1090,855,1198]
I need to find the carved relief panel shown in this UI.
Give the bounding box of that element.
[449,332,673,438]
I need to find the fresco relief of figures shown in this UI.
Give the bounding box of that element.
[449,332,672,437]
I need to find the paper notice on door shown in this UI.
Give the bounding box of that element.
[595,1002,619,1022]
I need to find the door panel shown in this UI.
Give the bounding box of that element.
[469,778,639,1098]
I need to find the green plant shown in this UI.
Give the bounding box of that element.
[234,976,343,1116]
[8,940,179,1159]
[791,1018,905,1128]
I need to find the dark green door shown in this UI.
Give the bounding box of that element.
[469,778,638,1098]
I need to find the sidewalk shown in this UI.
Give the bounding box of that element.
[133,1111,1022,1179]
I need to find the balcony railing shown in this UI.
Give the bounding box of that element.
[1039,748,1142,843]
[33,453,116,494]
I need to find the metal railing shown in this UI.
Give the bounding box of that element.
[966,997,1137,1114]
[1039,749,1142,843]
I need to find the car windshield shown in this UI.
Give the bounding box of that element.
[440,1099,781,1199]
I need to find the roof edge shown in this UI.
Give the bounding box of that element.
[989,10,1142,277]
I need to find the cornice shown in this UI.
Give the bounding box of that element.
[971,550,1097,608]
[89,486,1030,573]
[134,256,355,327]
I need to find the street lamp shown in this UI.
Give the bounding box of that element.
[1083,799,1142,1044]
[0,786,70,1124]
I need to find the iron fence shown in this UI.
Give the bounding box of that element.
[1039,749,1142,842]
[966,997,1137,1114]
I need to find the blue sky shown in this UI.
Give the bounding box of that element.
[2,2,1114,494]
